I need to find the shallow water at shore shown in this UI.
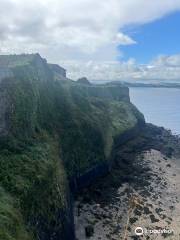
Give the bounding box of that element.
[130,87,180,135]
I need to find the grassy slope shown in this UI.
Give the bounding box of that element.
[0,136,67,240]
[0,57,144,240]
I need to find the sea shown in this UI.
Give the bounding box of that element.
[129,87,180,135]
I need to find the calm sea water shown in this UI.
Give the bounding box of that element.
[129,87,180,135]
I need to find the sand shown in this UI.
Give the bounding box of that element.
[74,149,180,240]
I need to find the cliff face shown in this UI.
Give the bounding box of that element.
[48,64,67,80]
[0,54,145,240]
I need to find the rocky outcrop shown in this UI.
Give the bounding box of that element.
[0,54,67,83]
[77,77,91,85]
[49,63,67,80]
[71,83,130,102]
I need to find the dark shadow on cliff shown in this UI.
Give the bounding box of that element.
[75,123,180,206]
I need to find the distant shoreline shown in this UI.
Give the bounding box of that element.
[126,84,180,89]
[91,81,180,89]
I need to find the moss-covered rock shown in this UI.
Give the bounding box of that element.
[0,135,73,240]
[0,54,145,240]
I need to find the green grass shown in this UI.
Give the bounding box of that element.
[0,57,144,239]
[0,187,31,240]
[0,135,68,240]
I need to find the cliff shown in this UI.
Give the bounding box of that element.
[0,54,145,240]
[48,64,67,80]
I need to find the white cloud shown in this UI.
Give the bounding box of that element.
[114,33,136,45]
[60,55,180,83]
[0,0,180,82]
[151,55,180,67]
[0,0,180,62]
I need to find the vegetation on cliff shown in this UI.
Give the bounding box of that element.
[0,54,144,240]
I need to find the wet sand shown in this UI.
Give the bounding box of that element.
[74,149,180,240]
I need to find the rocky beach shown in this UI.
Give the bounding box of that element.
[74,125,180,240]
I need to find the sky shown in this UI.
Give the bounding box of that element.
[0,0,180,82]
[120,12,180,63]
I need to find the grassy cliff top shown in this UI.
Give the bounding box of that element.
[0,54,43,67]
